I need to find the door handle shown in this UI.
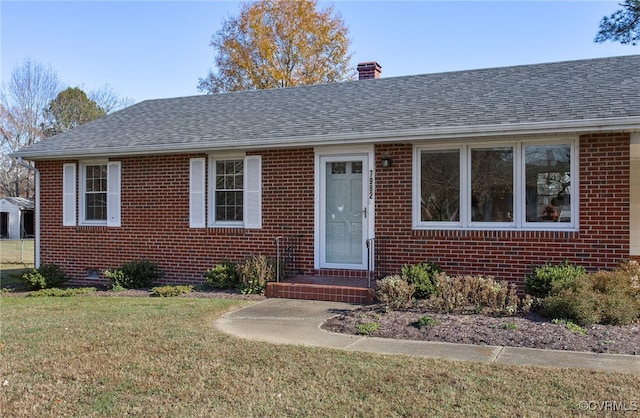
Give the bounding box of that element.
[363,207,367,218]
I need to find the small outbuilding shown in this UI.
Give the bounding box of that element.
[0,197,35,239]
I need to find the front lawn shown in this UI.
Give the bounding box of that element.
[1,297,637,417]
[1,239,34,290]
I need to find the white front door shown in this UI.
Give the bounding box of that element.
[319,154,370,269]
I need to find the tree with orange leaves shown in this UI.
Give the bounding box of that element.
[198,0,353,93]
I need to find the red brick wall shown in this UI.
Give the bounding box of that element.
[36,133,630,289]
[374,133,630,288]
[37,149,315,286]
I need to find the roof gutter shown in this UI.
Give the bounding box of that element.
[16,158,40,268]
[11,116,640,160]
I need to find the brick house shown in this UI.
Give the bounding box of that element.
[12,55,640,298]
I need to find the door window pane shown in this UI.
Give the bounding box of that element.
[471,147,513,222]
[420,150,460,222]
[525,144,571,223]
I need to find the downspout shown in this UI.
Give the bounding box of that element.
[17,158,40,268]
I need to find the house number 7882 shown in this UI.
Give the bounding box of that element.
[369,170,374,200]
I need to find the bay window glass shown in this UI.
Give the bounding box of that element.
[415,139,575,230]
[471,147,513,223]
[420,149,460,222]
[525,144,571,223]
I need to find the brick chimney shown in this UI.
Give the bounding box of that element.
[357,62,382,80]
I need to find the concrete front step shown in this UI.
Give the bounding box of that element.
[266,282,374,304]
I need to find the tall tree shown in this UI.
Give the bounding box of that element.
[0,59,60,197]
[42,87,106,138]
[89,84,134,115]
[198,0,353,93]
[595,0,640,45]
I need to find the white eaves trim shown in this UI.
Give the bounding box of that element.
[12,116,640,160]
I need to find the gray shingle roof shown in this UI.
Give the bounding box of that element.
[13,55,640,159]
[0,197,34,210]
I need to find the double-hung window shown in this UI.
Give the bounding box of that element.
[189,155,262,229]
[214,159,244,223]
[83,164,108,221]
[63,161,121,227]
[414,139,576,230]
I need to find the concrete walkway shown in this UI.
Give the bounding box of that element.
[214,298,640,375]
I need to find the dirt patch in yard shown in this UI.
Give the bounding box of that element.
[322,304,640,355]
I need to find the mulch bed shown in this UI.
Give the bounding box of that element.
[322,303,640,355]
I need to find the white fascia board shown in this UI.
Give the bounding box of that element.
[11,116,640,160]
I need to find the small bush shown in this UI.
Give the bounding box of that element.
[104,259,164,289]
[431,273,523,316]
[110,283,127,292]
[355,321,379,335]
[238,255,276,295]
[21,264,67,290]
[203,261,239,289]
[29,287,97,297]
[416,315,438,328]
[552,319,587,335]
[525,261,586,298]
[375,275,415,310]
[500,323,518,330]
[401,261,442,299]
[541,266,640,326]
[151,285,193,297]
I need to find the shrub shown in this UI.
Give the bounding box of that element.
[415,315,438,328]
[552,319,587,335]
[104,259,164,289]
[238,255,276,295]
[151,285,193,297]
[103,269,126,289]
[355,321,379,335]
[21,264,67,290]
[525,261,586,298]
[375,275,415,310]
[541,267,640,326]
[29,287,96,297]
[431,273,523,316]
[203,261,239,289]
[401,261,442,299]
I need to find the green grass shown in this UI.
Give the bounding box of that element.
[1,297,638,417]
[1,240,34,290]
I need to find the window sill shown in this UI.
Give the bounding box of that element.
[411,228,579,240]
[207,227,246,236]
[75,225,108,233]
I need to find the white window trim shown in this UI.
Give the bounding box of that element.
[413,138,578,231]
[78,160,121,227]
[205,153,262,229]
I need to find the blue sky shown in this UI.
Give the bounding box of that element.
[2,1,638,103]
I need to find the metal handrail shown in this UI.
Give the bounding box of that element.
[275,234,303,282]
[366,236,389,288]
